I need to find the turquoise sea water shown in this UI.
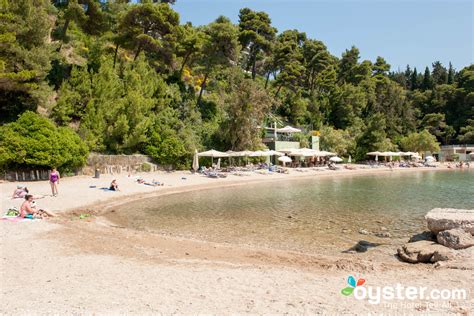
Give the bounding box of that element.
[110,169,474,254]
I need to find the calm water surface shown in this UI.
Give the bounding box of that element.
[110,170,473,254]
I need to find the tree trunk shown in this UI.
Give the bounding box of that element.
[134,44,142,61]
[179,52,192,77]
[113,43,119,68]
[264,72,271,89]
[61,18,70,40]
[251,54,257,80]
[274,84,282,97]
[197,72,209,106]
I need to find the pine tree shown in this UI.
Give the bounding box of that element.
[447,62,455,84]
[421,66,433,90]
[410,67,419,90]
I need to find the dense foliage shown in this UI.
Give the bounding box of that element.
[1,0,472,169]
[0,111,88,171]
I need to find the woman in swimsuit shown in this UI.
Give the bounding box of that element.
[49,167,60,197]
[20,195,56,219]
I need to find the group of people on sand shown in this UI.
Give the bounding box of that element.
[9,168,60,219]
[446,161,470,169]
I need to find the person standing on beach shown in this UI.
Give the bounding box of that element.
[49,168,60,197]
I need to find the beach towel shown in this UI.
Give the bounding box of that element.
[1,216,34,222]
[99,187,116,191]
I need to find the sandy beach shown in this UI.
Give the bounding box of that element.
[1,166,473,314]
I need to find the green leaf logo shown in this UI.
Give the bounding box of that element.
[341,287,354,296]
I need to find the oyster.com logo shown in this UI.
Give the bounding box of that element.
[341,275,365,296]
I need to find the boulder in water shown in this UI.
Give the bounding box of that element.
[397,240,455,263]
[425,208,474,234]
[343,240,380,253]
[408,231,436,243]
[437,228,474,250]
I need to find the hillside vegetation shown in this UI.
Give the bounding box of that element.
[1,0,473,170]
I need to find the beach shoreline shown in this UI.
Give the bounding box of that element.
[1,165,473,314]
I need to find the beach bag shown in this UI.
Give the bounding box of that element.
[6,208,19,217]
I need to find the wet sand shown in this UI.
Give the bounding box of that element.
[1,166,473,314]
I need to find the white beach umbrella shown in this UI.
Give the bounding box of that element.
[250,150,267,157]
[197,149,230,157]
[216,158,221,169]
[288,149,304,156]
[192,149,199,171]
[278,156,292,163]
[278,155,292,166]
[348,155,352,163]
[277,148,295,154]
[367,151,382,156]
[276,125,302,133]
[198,149,229,167]
[266,150,283,156]
[329,156,343,163]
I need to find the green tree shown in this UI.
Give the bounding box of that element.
[410,67,419,90]
[421,66,433,90]
[355,113,396,160]
[272,30,306,95]
[238,8,276,80]
[196,16,240,106]
[59,0,86,40]
[457,119,474,143]
[116,3,179,66]
[176,22,204,76]
[302,39,333,94]
[218,69,273,150]
[319,125,356,157]
[447,62,455,84]
[0,111,89,171]
[431,61,448,86]
[373,56,390,76]
[0,0,53,122]
[400,130,440,153]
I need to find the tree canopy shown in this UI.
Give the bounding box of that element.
[1,0,472,170]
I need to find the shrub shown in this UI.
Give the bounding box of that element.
[141,162,152,172]
[0,111,89,172]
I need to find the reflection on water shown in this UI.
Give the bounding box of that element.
[109,170,474,254]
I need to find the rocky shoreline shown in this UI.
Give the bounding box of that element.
[397,208,474,266]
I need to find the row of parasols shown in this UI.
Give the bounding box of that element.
[366,151,422,161]
[193,148,342,170]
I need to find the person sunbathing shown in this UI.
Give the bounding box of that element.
[12,186,28,199]
[20,195,56,219]
[109,179,120,191]
[12,187,45,200]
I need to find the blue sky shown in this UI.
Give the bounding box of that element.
[171,0,473,72]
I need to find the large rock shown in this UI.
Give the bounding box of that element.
[437,228,474,250]
[397,240,455,263]
[425,208,474,234]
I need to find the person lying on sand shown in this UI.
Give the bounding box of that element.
[110,179,120,191]
[20,195,56,219]
[12,186,45,199]
[12,186,28,199]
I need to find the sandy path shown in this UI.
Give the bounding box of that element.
[1,166,473,314]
